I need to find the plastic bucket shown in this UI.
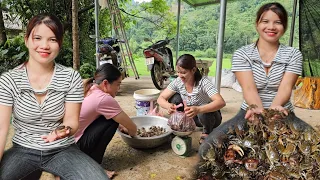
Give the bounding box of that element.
[169,75,177,82]
[133,89,160,116]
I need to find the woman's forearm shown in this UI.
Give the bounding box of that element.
[271,86,292,107]
[0,130,9,162]
[243,90,264,108]
[157,96,172,110]
[235,72,263,108]
[63,102,81,136]
[113,112,137,136]
[271,73,298,108]
[0,106,12,162]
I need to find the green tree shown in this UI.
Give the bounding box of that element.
[0,3,7,46]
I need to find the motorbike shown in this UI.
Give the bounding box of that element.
[98,37,124,67]
[143,38,175,90]
[97,37,128,78]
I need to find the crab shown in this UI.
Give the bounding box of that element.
[299,158,315,178]
[235,167,249,178]
[298,141,312,156]
[235,125,245,139]
[311,152,320,166]
[137,126,167,137]
[200,143,217,169]
[261,108,286,121]
[286,169,302,179]
[267,133,278,143]
[230,136,258,155]
[54,125,72,138]
[277,142,296,162]
[301,170,315,180]
[264,143,280,168]
[302,126,320,144]
[287,121,301,140]
[196,108,320,178]
[243,158,259,171]
[223,144,244,165]
[280,153,302,171]
[263,171,288,180]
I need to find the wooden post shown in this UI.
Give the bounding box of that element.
[72,0,80,70]
[293,77,320,109]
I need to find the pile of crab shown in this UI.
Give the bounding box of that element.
[137,126,167,137]
[197,108,320,179]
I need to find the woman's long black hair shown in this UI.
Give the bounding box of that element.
[84,63,121,96]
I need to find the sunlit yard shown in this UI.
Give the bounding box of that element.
[128,57,232,77]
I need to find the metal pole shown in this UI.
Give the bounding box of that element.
[175,0,181,60]
[289,0,298,47]
[94,0,100,69]
[215,0,227,92]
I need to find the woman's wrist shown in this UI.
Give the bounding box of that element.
[196,106,202,114]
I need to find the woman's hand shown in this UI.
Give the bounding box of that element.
[184,106,199,118]
[245,106,264,122]
[167,103,177,115]
[41,126,71,143]
[119,124,137,138]
[269,105,288,120]
[269,105,288,115]
[119,124,129,135]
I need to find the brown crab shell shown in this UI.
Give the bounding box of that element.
[244,158,259,171]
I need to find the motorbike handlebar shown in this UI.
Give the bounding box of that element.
[117,39,125,43]
[98,38,125,45]
[149,38,174,49]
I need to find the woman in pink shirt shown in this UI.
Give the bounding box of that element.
[75,63,137,178]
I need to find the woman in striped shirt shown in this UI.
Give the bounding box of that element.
[199,2,309,158]
[0,14,108,179]
[157,54,226,144]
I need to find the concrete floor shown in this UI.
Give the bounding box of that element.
[4,76,320,180]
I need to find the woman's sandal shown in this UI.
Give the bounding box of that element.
[199,133,208,144]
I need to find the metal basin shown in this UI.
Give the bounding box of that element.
[117,116,172,149]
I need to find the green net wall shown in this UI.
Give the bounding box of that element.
[300,0,320,77]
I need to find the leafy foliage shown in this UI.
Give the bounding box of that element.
[2,0,299,74]
[0,35,27,74]
[3,0,71,25]
[125,0,298,59]
[79,62,96,79]
[125,0,176,47]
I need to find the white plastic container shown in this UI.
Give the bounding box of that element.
[133,89,160,116]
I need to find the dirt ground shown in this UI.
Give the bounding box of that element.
[4,76,320,180]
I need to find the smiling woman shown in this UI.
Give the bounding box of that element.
[0,13,109,180]
[198,3,305,178]
[25,24,59,95]
[157,54,226,144]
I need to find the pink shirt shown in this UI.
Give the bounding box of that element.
[74,85,122,141]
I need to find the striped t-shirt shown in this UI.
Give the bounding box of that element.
[0,63,84,150]
[231,43,303,112]
[167,76,218,106]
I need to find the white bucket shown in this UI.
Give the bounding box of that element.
[133,89,160,116]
